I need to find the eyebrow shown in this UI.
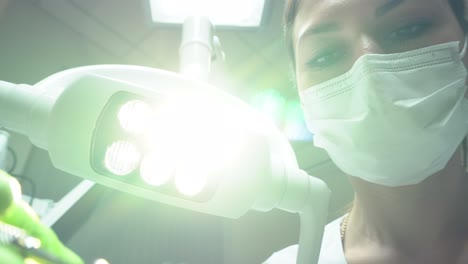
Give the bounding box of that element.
[375,0,405,17]
[297,23,341,42]
[302,23,340,35]
[298,0,405,41]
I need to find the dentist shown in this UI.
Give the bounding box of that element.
[268,0,468,263]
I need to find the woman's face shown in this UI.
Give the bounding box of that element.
[292,0,467,90]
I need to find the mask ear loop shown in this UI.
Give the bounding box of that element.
[462,35,468,173]
[460,35,468,58]
[463,137,468,174]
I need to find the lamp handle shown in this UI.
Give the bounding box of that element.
[296,176,330,264]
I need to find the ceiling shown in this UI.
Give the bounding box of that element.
[0,0,293,99]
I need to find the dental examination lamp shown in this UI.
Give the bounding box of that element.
[0,65,330,263]
[0,65,329,263]
[0,11,330,263]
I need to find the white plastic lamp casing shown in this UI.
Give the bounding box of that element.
[0,130,9,171]
[0,65,330,264]
[179,16,213,80]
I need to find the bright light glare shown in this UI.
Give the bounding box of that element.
[182,64,208,80]
[142,95,248,195]
[251,90,286,125]
[147,96,246,168]
[284,101,313,141]
[174,161,208,196]
[140,149,175,186]
[149,0,266,27]
[118,100,153,134]
[105,141,141,176]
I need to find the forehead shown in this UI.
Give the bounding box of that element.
[292,0,447,45]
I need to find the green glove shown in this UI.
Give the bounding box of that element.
[0,170,84,264]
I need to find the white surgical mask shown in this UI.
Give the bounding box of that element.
[300,39,468,186]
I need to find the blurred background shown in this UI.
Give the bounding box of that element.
[1,0,353,263]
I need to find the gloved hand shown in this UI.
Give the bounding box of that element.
[0,170,84,264]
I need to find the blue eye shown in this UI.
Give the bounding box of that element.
[306,48,346,69]
[387,22,431,41]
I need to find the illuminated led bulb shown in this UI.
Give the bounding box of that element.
[118,100,153,134]
[94,259,110,264]
[174,162,207,196]
[104,141,141,176]
[140,151,175,186]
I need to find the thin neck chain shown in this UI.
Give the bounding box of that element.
[340,212,351,242]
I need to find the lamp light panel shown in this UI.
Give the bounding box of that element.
[149,0,266,27]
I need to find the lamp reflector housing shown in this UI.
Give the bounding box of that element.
[32,65,308,219]
[90,90,249,201]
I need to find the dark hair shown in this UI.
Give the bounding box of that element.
[283,0,468,65]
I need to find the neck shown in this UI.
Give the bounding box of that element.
[347,147,468,252]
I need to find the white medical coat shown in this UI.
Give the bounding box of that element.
[264,216,347,264]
